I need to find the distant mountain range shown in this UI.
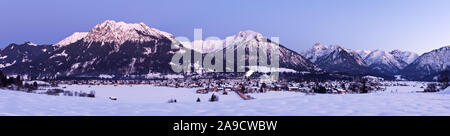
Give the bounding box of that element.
[364,50,408,76]
[0,20,448,81]
[402,46,449,80]
[300,43,370,75]
[300,42,449,81]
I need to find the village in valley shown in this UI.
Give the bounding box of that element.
[1,68,448,104]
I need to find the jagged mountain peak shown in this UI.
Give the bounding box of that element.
[355,49,372,59]
[328,46,367,66]
[300,43,369,75]
[432,45,450,52]
[364,49,407,70]
[365,49,392,64]
[390,49,404,54]
[181,30,266,53]
[236,30,264,39]
[187,31,322,73]
[389,49,419,64]
[23,42,38,46]
[313,42,341,49]
[221,30,267,46]
[5,42,38,49]
[300,43,342,63]
[82,20,175,45]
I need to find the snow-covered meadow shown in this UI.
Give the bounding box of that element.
[0,81,449,116]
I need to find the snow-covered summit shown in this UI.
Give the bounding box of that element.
[222,30,266,48]
[364,50,407,69]
[23,42,37,46]
[182,30,268,53]
[355,49,372,59]
[300,43,370,74]
[236,30,264,40]
[82,20,175,45]
[180,30,264,53]
[299,43,341,63]
[181,39,224,53]
[55,32,88,47]
[390,50,419,64]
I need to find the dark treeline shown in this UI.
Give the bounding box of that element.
[0,70,38,91]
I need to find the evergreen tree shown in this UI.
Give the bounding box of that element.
[425,83,438,92]
[33,81,38,88]
[260,83,266,92]
[16,75,23,87]
[209,93,219,102]
[361,79,368,93]
[438,69,449,89]
[314,86,327,94]
[0,70,5,86]
[7,77,14,85]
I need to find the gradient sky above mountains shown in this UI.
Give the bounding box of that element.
[1,0,450,54]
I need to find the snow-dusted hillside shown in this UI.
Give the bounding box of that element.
[0,42,55,70]
[83,20,175,45]
[402,46,450,80]
[54,32,88,47]
[1,83,450,116]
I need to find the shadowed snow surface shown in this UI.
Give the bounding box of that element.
[1,83,450,116]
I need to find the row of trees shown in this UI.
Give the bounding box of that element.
[0,70,96,98]
[0,70,23,88]
[438,69,449,89]
[313,79,370,94]
[0,70,37,91]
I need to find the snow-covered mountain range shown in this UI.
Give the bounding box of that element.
[181,30,321,73]
[355,49,372,59]
[363,50,408,75]
[217,30,321,73]
[1,20,180,77]
[0,20,447,81]
[0,20,320,78]
[401,46,450,80]
[389,50,419,64]
[300,43,370,75]
[300,43,444,80]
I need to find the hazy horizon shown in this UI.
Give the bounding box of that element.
[2,0,450,54]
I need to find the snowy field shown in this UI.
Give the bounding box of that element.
[0,82,449,116]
